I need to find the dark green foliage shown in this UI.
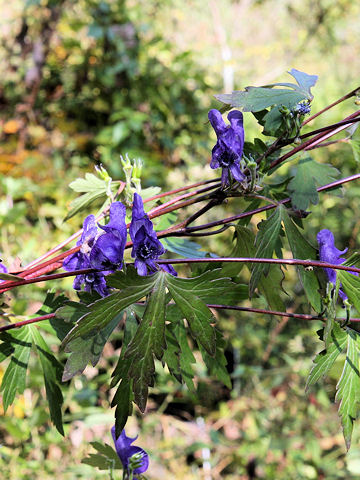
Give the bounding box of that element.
[282,210,322,312]
[0,327,32,412]
[30,326,64,435]
[250,207,284,295]
[288,156,340,210]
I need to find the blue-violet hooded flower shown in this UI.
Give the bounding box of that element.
[63,202,127,296]
[208,109,245,187]
[130,193,177,276]
[111,426,149,479]
[90,201,127,273]
[62,214,109,296]
[317,229,358,301]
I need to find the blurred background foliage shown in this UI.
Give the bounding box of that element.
[1,0,360,478]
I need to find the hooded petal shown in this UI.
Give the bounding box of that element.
[111,427,149,476]
[99,202,126,239]
[208,109,228,136]
[79,214,98,246]
[317,229,358,302]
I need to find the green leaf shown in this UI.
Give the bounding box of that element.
[250,207,283,296]
[287,69,318,97]
[167,274,216,356]
[64,173,116,221]
[350,138,360,163]
[29,326,64,435]
[200,329,231,388]
[235,225,285,310]
[306,323,347,389]
[62,311,123,382]
[123,272,167,411]
[110,309,138,435]
[215,87,307,112]
[168,312,196,391]
[62,271,157,347]
[335,328,360,450]
[163,325,182,382]
[112,379,133,436]
[338,271,360,314]
[288,156,339,211]
[282,211,322,312]
[82,442,122,470]
[258,266,286,311]
[0,327,32,412]
[53,301,89,341]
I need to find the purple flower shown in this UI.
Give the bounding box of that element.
[90,202,127,272]
[63,215,108,295]
[293,102,311,116]
[111,427,149,479]
[317,229,357,301]
[208,109,245,187]
[63,202,126,296]
[130,193,177,276]
[0,259,8,283]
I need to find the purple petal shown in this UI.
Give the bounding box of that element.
[317,229,358,302]
[230,163,246,182]
[210,144,222,169]
[79,215,98,246]
[160,263,178,276]
[100,202,126,239]
[132,193,146,220]
[208,109,227,136]
[111,427,149,475]
[221,168,229,187]
[227,110,244,136]
[0,262,8,274]
[134,258,149,276]
[90,232,125,270]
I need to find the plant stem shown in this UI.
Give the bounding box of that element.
[168,172,360,235]
[158,256,360,274]
[3,301,360,334]
[207,304,360,323]
[302,86,360,126]
[0,314,56,332]
[269,110,360,170]
[2,256,360,295]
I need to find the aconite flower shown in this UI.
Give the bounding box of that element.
[208,109,245,187]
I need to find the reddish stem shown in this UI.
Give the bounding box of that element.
[269,110,360,170]
[207,304,360,323]
[302,86,360,126]
[0,314,56,332]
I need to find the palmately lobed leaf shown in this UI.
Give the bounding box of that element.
[288,156,340,211]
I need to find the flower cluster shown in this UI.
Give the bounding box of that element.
[63,202,126,296]
[111,426,149,480]
[317,229,357,301]
[208,109,245,187]
[64,195,175,296]
[293,102,311,116]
